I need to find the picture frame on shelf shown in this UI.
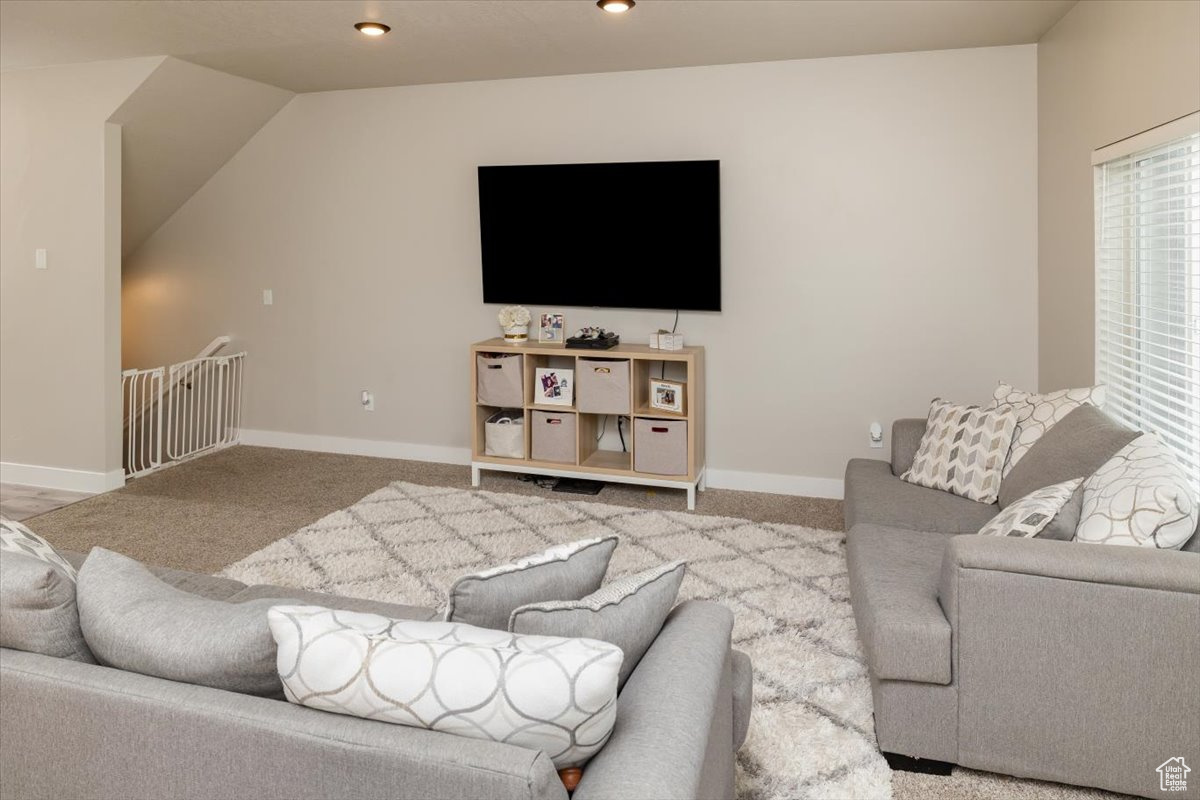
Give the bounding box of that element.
[539,312,566,344]
[535,367,574,406]
[649,379,684,413]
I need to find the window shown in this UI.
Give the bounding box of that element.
[1094,115,1200,488]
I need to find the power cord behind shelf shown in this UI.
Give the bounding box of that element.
[661,309,679,379]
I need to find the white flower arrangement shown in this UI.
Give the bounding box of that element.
[497,306,531,328]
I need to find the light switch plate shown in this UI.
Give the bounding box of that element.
[35,249,47,270]
[262,289,273,305]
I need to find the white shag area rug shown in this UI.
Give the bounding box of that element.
[220,481,891,800]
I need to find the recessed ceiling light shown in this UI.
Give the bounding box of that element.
[597,0,634,12]
[354,22,391,36]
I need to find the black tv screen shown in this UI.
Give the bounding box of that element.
[478,160,720,311]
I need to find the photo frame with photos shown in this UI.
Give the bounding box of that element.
[535,367,574,406]
[539,312,566,344]
[649,379,684,414]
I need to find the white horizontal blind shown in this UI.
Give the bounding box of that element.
[1095,127,1200,489]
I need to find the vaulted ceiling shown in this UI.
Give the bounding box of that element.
[2,0,1077,94]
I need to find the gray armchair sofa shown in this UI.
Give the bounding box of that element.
[844,419,1200,800]
[1,553,752,800]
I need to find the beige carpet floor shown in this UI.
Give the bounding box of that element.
[26,445,1125,800]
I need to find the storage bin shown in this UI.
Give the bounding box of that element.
[634,418,688,475]
[532,410,577,464]
[484,410,525,459]
[477,353,523,406]
[577,358,631,415]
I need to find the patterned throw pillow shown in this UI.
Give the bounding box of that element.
[901,399,1019,504]
[977,479,1083,538]
[987,382,1106,478]
[1075,433,1198,549]
[0,518,78,579]
[269,605,622,768]
[510,560,686,690]
[445,536,618,631]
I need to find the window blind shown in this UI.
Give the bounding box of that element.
[1094,122,1200,489]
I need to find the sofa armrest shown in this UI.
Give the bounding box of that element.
[940,535,1200,598]
[573,600,736,800]
[891,418,927,477]
[937,537,1200,795]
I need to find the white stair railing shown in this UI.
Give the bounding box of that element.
[121,349,245,479]
[122,366,164,477]
[166,353,245,462]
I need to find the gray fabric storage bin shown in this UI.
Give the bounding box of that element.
[484,410,525,459]
[634,419,688,475]
[577,359,631,415]
[532,411,577,464]
[476,353,523,407]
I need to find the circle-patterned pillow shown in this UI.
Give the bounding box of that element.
[1076,433,1198,549]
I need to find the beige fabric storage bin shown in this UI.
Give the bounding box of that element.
[477,353,523,407]
[484,410,525,459]
[577,359,631,415]
[532,411,577,464]
[634,419,688,475]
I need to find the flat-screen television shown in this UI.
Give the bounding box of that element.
[478,160,720,311]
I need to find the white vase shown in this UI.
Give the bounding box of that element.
[503,324,529,343]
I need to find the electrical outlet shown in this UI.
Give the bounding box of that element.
[361,390,374,412]
[869,422,884,448]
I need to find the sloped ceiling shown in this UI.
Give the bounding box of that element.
[108,57,293,257]
[3,0,1076,94]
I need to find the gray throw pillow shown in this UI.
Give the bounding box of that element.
[0,519,96,663]
[76,548,282,696]
[509,560,686,690]
[445,536,618,631]
[998,404,1139,509]
[1038,483,1085,541]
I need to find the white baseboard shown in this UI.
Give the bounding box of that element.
[239,429,472,466]
[705,469,843,499]
[239,429,844,500]
[0,462,125,494]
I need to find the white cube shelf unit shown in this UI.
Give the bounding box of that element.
[470,338,706,509]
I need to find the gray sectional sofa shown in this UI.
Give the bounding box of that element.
[844,419,1200,799]
[1,552,752,800]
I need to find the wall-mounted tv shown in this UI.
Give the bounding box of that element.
[478,160,720,311]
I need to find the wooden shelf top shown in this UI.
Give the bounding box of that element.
[633,404,689,420]
[472,338,701,359]
[528,403,577,413]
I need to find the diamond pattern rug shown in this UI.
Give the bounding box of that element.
[219,481,892,800]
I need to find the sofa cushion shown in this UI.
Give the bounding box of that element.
[847,524,951,684]
[845,459,999,535]
[269,605,622,769]
[998,404,1138,509]
[227,583,438,621]
[510,560,685,689]
[901,399,1018,504]
[445,536,617,630]
[62,549,248,601]
[0,523,95,663]
[77,548,283,696]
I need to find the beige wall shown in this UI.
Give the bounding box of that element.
[123,46,1038,492]
[1037,0,1200,391]
[112,57,294,257]
[1,58,159,485]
